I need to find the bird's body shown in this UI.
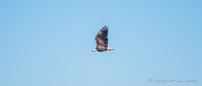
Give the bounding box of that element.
[91,25,114,52]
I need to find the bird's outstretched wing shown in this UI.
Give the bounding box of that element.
[95,25,108,50]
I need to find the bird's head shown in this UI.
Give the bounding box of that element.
[107,47,114,51]
[91,49,97,52]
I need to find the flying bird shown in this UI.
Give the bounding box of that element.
[91,25,114,52]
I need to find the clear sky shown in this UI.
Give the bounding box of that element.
[0,0,201,86]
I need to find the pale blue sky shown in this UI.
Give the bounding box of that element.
[0,0,201,86]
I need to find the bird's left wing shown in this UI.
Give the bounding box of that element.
[95,25,109,47]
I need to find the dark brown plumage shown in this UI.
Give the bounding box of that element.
[95,25,109,52]
[91,25,114,52]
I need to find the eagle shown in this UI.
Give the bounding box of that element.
[91,25,114,52]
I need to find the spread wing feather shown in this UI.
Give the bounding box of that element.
[95,25,109,51]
